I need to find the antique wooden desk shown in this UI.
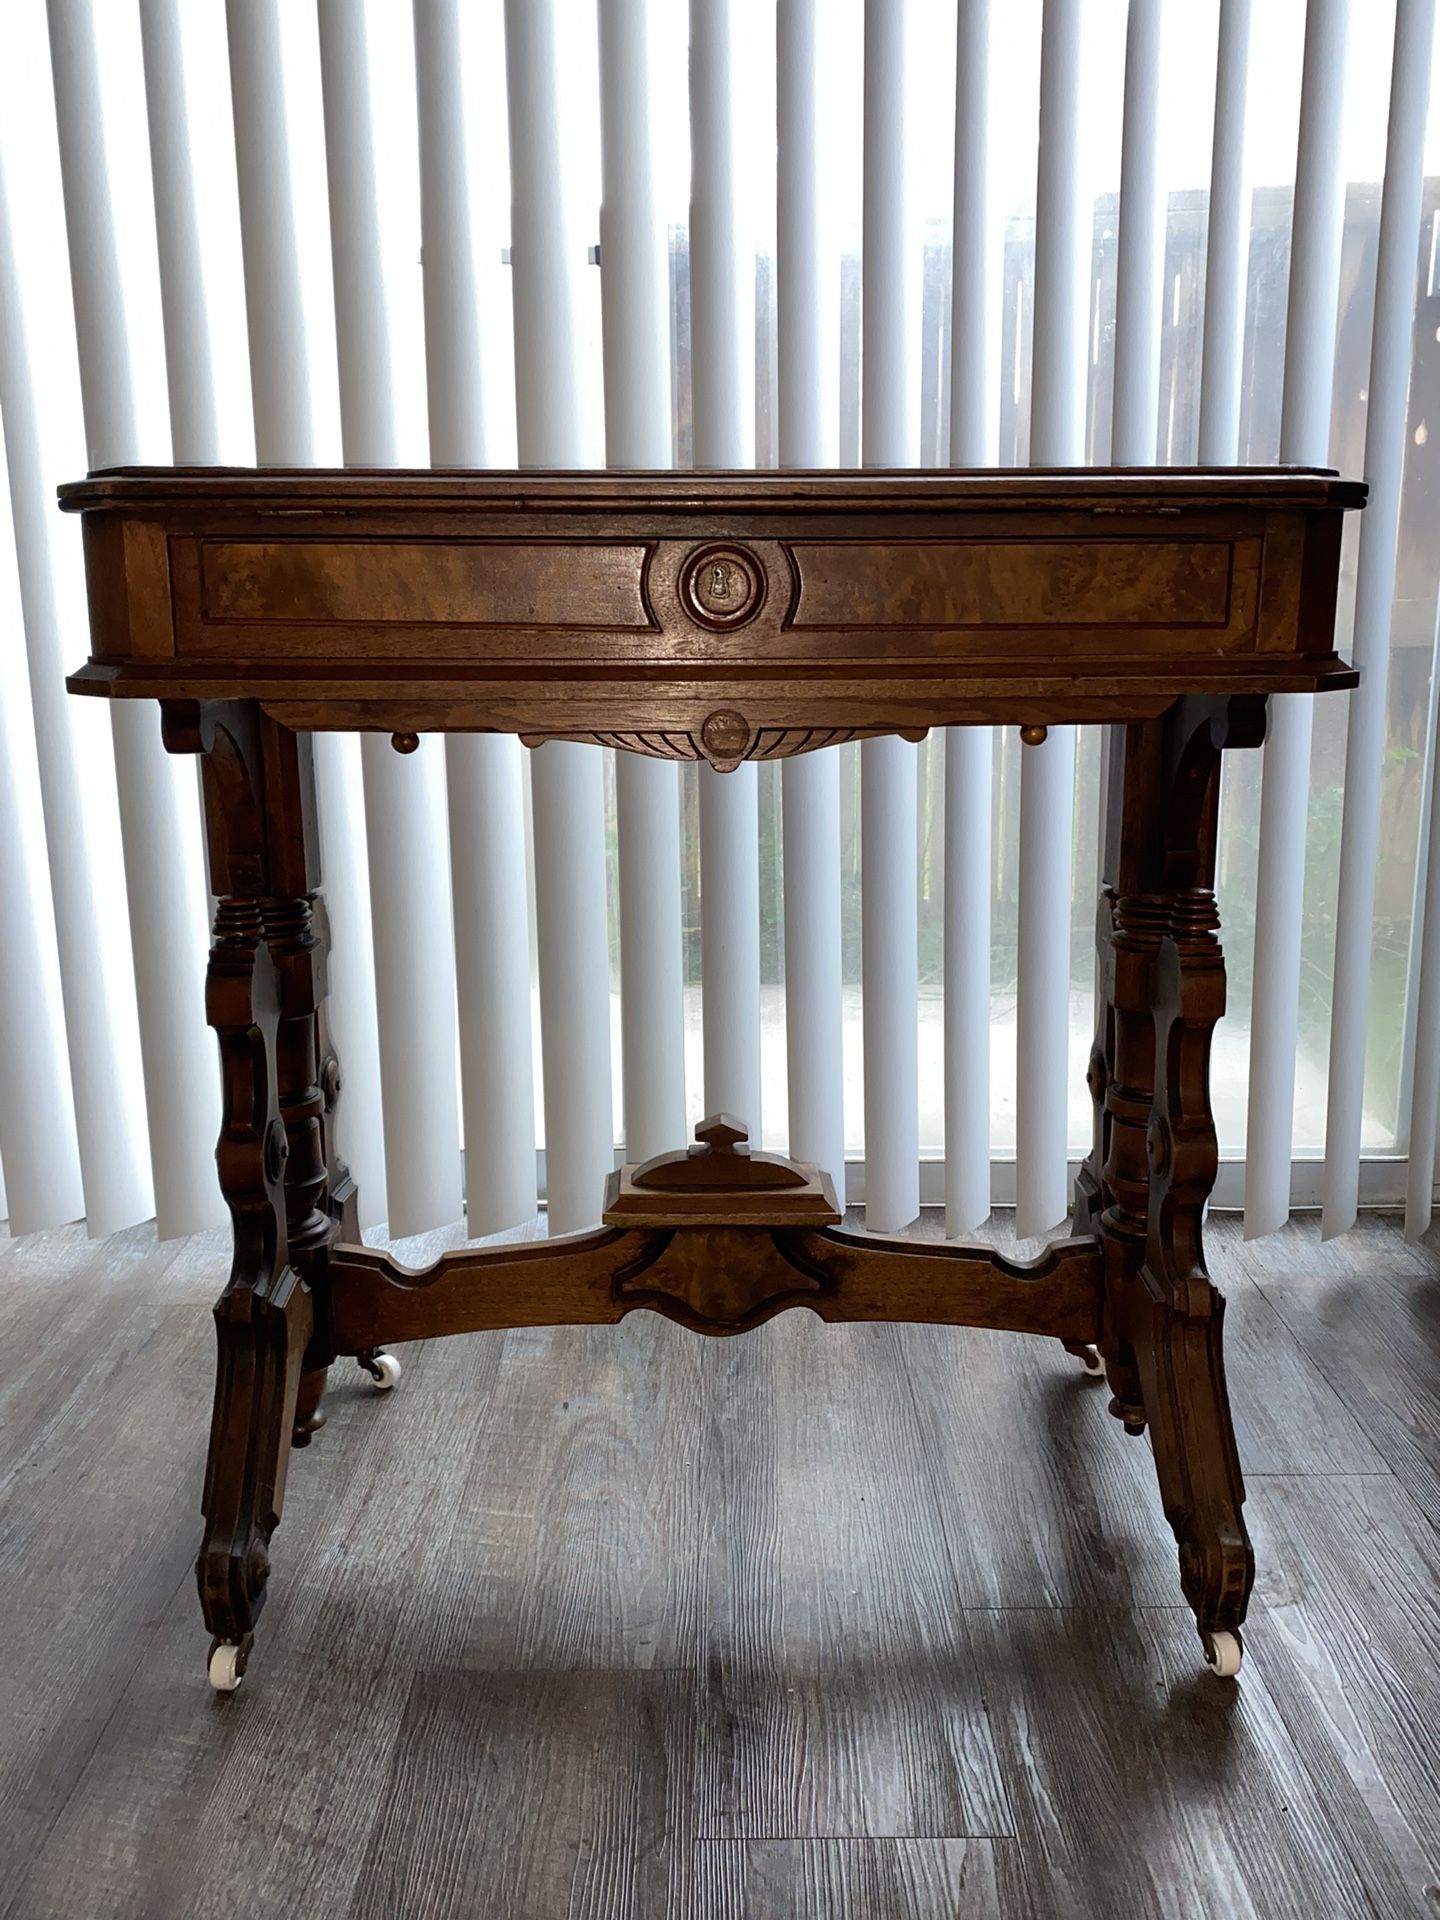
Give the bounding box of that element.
[62,465,1365,1692]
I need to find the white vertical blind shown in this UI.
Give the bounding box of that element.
[316,0,463,1239]
[691,0,762,1137]
[776,0,845,1198]
[504,0,615,1233]
[414,0,539,1233]
[138,0,225,466]
[598,0,688,1165]
[1324,0,1436,1236]
[945,0,995,1236]
[1407,678,1440,1233]
[860,0,920,1234]
[226,0,388,1230]
[0,83,150,1235]
[0,428,83,1234]
[46,0,221,1239]
[1245,0,1351,1239]
[1198,0,1252,466]
[1017,0,1082,1241]
[1111,0,1162,467]
[5,0,1438,1247]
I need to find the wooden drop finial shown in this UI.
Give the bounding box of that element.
[1019,724,1048,747]
[391,731,420,754]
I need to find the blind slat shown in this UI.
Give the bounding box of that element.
[1245,0,1350,1238]
[138,0,225,465]
[0,430,83,1233]
[1408,658,1440,1233]
[318,0,463,1239]
[415,0,538,1231]
[0,97,151,1234]
[1198,0,1252,465]
[860,0,920,1233]
[48,0,221,1239]
[1330,0,1437,1232]
[777,0,845,1196]
[945,0,995,1236]
[1111,0,1163,466]
[445,738,539,1231]
[505,0,615,1231]
[599,0,687,1164]
[1017,0,1082,1241]
[691,0,762,1139]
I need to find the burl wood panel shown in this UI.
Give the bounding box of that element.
[787,536,1245,634]
[195,539,654,635]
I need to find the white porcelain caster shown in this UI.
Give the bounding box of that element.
[1076,1344,1105,1378]
[1203,1629,1243,1678]
[208,1643,245,1693]
[359,1350,401,1391]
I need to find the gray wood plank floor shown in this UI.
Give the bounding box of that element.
[1,1211,1437,1919]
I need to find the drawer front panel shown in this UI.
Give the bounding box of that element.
[191,539,655,638]
[169,528,1267,664]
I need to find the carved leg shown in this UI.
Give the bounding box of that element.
[253,719,377,1442]
[1102,700,1262,1673]
[1086,726,1162,1431]
[1138,886,1253,1673]
[197,888,309,1688]
[1066,870,1118,1386]
[1072,889,1112,1242]
[263,892,338,1446]
[165,702,341,1687]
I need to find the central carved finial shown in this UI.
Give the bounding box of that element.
[694,1114,748,1154]
[602,1112,841,1228]
[630,1113,806,1193]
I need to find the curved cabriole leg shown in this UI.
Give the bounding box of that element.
[253,716,362,1448]
[263,892,338,1447]
[197,896,310,1676]
[1088,701,1258,1671]
[1140,891,1253,1671]
[1085,723,1160,1429]
[1125,701,1260,1671]
[165,701,327,1689]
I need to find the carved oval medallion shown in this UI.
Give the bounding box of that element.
[680,543,765,630]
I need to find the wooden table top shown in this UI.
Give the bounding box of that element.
[62,465,1365,763]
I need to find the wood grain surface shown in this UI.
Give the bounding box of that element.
[61,465,1364,740]
[2,1211,1438,1919]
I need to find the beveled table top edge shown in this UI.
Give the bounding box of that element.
[58,463,1369,515]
